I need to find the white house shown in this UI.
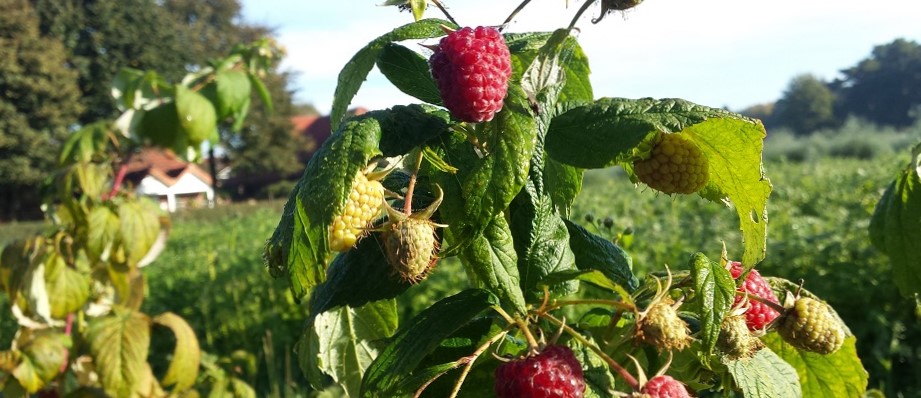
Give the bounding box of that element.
[124,149,214,212]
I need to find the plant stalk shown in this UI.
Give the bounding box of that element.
[540,313,640,390]
[567,0,598,31]
[431,0,459,26]
[500,0,532,29]
[447,329,510,398]
[404,149,426,215]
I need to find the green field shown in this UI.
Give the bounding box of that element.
[2,156,919,396]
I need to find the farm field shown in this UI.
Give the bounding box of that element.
[2,156,918,396]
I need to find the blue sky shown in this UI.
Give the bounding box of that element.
[241,0,921,114]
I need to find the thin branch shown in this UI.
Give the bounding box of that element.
[447,329,510,398]
[404,149,426,215]
[543,299,636,313]
[431,0,459,26]
[540,312,639,390]
[567,0,598,31]
[500,0,532,30]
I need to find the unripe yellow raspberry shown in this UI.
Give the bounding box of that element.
[633,133,709,194]
[328,171,385,252]
[383,217,440,283]
[777,297,846,355]
[717,314,765,360]
[635,297,691,352]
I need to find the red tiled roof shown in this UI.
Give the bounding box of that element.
[291,108,369,158]
[124,148,213,187]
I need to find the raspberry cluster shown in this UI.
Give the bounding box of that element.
[633,133,709,194]
[328,171,384,252]
[728,261,781,331]
[429,26,512,123]
[494,345,586,398]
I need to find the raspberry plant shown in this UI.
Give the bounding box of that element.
[265,1,874,397]
[0,40,280,396]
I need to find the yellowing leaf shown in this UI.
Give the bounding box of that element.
[85,307,151,397]
[154,312,201,392]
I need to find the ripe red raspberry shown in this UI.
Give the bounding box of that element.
[429,26,512,123]
[729,261,780,331]
[494,345,586,398]
[640,375,691,398]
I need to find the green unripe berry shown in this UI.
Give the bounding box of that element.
[777,297,846,354]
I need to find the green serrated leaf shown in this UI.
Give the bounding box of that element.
[116,199,161,268]
[299,300,398,397]
[546,97,721,169]
[73,162,110,200]
[689,252,735,365]
[683,117,772,269]
[154,312,201,392]
[444,85,537,245]
[309,235,412,315]
[544,157,583,217]
[868,159,921,296]
[112,68,145,111]
[367,104,452,156]
[175,84,218,146]
[376,43,442,105]
[212,70,252,119]
[136,101,182,148]
[87,205,119,261]
[459,216,527,315]
[762,333,868,397]
[331,18,457,130]
[506,31,592,110]
[264,117,383,299]
[360,289,498,397]
[510,178,579,301]
[85,307,151,398]
[59,122,111,166]
[563,220,639,292]
[43,250,91,319]
[725,347,802,398]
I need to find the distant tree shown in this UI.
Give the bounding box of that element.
[0,0,83,220]
[32,0,196,124]
[834,38,921,128]
[774,74,838,135]
[162,0,247,57]
[738,102,777,129]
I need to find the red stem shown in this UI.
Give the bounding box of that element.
[59,313,74,373]
[103,161,130,201]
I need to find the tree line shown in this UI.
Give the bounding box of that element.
[0,0,310,220]
[742,38,921,136]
